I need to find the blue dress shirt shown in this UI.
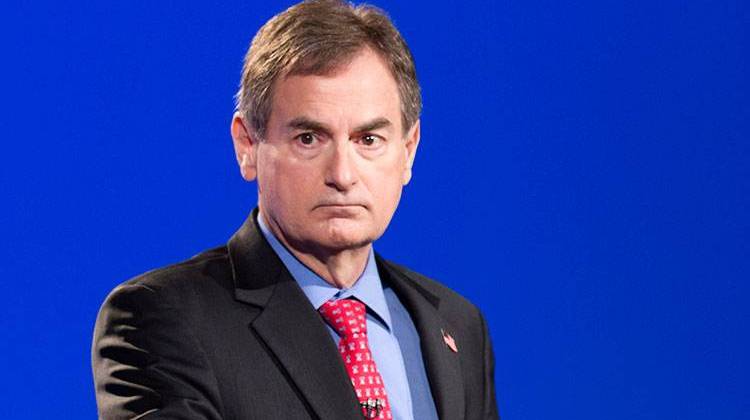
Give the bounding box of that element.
[257,213,438,420]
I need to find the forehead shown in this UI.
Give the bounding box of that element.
[268,49,402,131]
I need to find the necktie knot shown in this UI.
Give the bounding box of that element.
[319,298,368,338]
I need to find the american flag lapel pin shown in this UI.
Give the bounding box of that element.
[441,328,458,353]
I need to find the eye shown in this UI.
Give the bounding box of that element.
[295,132,317,146]
[357,134,382,147]
[361,135,377,146]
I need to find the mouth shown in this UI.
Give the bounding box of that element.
[314,203,367,215]
[315,202,367,209]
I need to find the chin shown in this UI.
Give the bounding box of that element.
[321,232,375,251]
[318,223,380,251]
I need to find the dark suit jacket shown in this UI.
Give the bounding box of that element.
[92,210,499,419]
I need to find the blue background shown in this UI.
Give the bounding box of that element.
[2,1,748,418]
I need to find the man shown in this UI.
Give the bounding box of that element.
[92,1,499,419]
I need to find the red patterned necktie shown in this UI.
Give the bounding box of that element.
[319,298,392,419]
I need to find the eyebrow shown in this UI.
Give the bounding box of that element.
[285,116,393,136]
[286,117,332,137]
[353,117,393,133]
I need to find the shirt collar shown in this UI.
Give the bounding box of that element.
[257,211,392,331]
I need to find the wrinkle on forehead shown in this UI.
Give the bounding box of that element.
[268,48,403,136]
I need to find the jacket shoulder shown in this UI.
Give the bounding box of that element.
[115,245,233,298]
[92,246,230,418]
[379,258,484,322]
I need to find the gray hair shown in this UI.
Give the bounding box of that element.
[235,0,421,138]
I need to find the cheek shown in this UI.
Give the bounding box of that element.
[261,159,315,209]
[377,154,408,193]
[370,168,405,215]
[256,152,287,208]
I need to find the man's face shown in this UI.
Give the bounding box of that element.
[235,48,420,256]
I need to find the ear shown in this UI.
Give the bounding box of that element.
[402,119,421,185]
[230,112,259,182]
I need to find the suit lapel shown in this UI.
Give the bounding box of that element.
[378,257,466,420]
[228,211,362,420]
[227,210,466,419]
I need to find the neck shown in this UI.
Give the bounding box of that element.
[294,246,371,289]
[262,213,371,289]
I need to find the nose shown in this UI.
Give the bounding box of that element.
[324,141,358,191]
